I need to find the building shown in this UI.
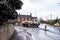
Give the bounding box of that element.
[17,14,37,25]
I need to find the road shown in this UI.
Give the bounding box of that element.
[11,23,60,40]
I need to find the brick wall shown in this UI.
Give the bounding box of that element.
[17,17,32,25]
[0,24,14,40]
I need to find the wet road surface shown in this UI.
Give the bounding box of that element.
[11,24,60,40]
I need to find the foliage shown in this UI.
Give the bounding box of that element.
[0,0,23,25]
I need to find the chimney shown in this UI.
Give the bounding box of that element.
[30,13,32,17]
[19,13,20,16]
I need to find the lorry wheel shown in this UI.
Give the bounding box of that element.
[37,26,38,27]
[36,25,38,28]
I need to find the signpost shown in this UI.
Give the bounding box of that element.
[59,20,60,26]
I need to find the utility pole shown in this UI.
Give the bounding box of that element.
[51,14,52,20]
[59,20,60,26]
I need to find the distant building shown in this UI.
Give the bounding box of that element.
[17,14,37,25]
[47,20,54,23]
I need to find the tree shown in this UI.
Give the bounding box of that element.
[0,0,23,25]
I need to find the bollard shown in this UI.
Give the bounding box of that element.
[44,25,47,31]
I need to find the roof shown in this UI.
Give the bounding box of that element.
[18,15,37,19]
[18,15,31,18]
[32,17,37,19]
[57,19,60,21]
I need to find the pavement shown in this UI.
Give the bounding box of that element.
[10,26,33,40]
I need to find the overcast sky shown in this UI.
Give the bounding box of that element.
[16,0,60,20]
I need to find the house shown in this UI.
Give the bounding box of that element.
[54,22,59,27]
[54,19,60,27]
[17,14,37,25]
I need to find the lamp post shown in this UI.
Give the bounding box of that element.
[59,20,60,26]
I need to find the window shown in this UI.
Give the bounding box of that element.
[23,18,25,21]
[27,18,29,20]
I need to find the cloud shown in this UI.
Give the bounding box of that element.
[16,0,60,20]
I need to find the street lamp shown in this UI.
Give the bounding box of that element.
[59,20,60,26]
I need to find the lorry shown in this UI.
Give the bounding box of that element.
[22,19,40,27]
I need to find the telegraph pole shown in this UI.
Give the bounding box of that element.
[51,14,52,20]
